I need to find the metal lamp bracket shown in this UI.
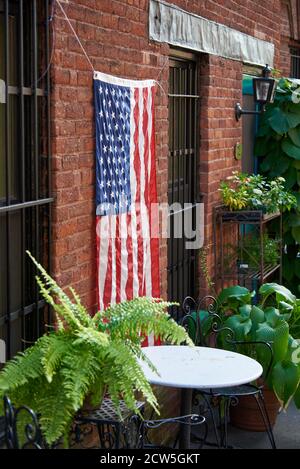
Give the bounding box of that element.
[235,103,262,121]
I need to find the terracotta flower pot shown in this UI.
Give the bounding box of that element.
[229,387,281,432]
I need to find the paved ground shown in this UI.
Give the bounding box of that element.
[198,402,300,449]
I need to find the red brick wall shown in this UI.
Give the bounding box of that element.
[50,0,283,309]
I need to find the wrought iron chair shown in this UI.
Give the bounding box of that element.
[3,396,43,449]
[181,295,277,449]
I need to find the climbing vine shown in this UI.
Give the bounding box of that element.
[255,78,300,294]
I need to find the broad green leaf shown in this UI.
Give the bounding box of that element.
[287,112,300,129]
[282,255,294,282]
[292,226,300,243]
[254,137,272,156]
[239,304,252,317]
[278,300,294,313]
[267,152,291,177]
[250,305,265,335]
[272,361,300,408]
[282,138,300,160]
[259,283,296,304]
[289,127,300,147]
[292,160,300,169]
[217,286,252,307]
[282,166,297,188]
[294,384,300,409]
[268,107,290,133]
[285,335,300,361]
[224,315,252,341]
[287,213,300,227]
[264,307,283,327]
[256,319,289,364]
[294,258,300,280]
[288,102,300,113]
[250,305,265,324]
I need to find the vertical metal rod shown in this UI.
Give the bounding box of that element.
[4,0,11,359]
[192,64,197,298]
[188,65,193,296]
[183,68,188,301]
[170,66,175,303]
[176,66,181,306]
[260,214,264,285]
[220,216,224,289]
[19,0,26,350]
[279,212,283,283]
[45,0,52,326]
[32,0,40,337]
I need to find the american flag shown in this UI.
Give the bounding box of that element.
[94,71,160,317]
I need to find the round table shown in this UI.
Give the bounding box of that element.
[139,345,263,448]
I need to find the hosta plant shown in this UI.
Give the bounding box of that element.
[0,252,191,447]
[212,283,300,410]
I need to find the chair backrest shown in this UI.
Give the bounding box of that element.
[3,396,43,449]
[181,295,223,346]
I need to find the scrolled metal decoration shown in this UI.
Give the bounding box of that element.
[143,414,205,430]
[3,396,43,449]
[182,296,197,315]
[197,295,218,316]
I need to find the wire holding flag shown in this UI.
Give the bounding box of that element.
[94,71,160,318]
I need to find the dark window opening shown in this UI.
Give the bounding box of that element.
[0,0,52,362]
[168,57,199,320]
[290,47,300,78]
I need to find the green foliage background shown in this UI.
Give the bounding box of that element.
[255,78,300,294]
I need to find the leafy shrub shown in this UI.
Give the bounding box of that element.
[255,78,300,293]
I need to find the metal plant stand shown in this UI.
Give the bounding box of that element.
[214,206,282,291]
[74,398,145,449]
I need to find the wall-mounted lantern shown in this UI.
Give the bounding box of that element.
[235,64,276,121]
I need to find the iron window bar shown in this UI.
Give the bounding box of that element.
[290,47,300,78]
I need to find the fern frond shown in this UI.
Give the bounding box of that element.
[37,373,76,446]
[102,340,159,417]
[0,336,47,393]
[69,287,93,328]
[40,332,75,383]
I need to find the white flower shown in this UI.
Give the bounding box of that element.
[253,188,263,195]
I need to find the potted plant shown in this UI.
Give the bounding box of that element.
[211,283,300,430]
[0,252,192,447]
[219,172,296,215]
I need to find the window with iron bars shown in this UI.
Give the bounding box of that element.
[290,47,300,78]
[0,0,52,363]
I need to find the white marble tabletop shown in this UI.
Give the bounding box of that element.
[140,345,263,389]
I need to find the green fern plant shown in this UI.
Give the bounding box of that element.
[0,252,192,447]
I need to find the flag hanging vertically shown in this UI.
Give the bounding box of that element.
[94,71,160,312]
